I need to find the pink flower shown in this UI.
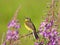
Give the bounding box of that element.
[8,20,20,29]
[6,30,19,41]
[34,42,39,45]
[2,42,6,45]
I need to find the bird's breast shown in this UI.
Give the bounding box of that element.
[24,23,33,32]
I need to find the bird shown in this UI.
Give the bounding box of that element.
[24,17,39,40]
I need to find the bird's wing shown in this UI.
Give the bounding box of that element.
[25,21,36,30]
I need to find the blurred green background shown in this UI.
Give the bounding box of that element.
[0,0,51,45]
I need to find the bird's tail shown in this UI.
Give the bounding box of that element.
[33,30,39,40]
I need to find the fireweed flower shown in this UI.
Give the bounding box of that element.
[34,42,39,45]
[55,35,60,45]
[39,20,56,38]
[47,40,56,45]
[38,19,59,45]
[47,35,57,45]
[6,30,19,41]
[6,19,20,41]
[8,20,20,29]
[34,41,44,45]
[2,42,6,45]
[8,20,16,28]
[2,19,20,45]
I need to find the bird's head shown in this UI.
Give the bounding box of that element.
[25,17,31,21]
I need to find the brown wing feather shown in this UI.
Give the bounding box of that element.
[25,21,36,31]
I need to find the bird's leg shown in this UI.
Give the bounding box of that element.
[32,32,35,42]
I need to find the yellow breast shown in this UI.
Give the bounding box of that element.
[24,23,33,32]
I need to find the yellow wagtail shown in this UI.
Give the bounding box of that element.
[24,17,39,39]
